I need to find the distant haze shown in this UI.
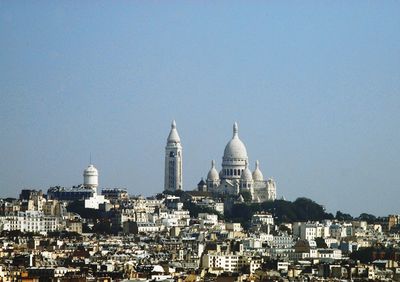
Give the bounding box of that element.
[1,2,399,216]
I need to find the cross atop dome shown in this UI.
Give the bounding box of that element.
[233,122,239,138]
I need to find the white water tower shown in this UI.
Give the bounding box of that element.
[83,164,98,193]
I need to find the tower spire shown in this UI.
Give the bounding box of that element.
[167,120,181,143]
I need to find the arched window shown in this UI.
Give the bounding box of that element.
[234,169,237,176]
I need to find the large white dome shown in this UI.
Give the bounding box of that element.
[223,122,248,159]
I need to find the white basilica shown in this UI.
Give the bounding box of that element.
[206,122,277,202]
[163,120,276,202]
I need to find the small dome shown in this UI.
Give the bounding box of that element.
[207,160,219,181]
[223,122,248,159]
[152,265,164,273]
[252,160,264,181]
[167,120,181,143]
[241,165,253,181]
[84,164,98,175]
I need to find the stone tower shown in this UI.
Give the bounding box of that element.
[164,120,183,192]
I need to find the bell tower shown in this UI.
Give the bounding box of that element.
[164,120,183,192]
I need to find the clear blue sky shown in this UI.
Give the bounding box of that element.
[1,1,399,216]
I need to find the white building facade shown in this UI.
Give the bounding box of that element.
[1,211,59,233]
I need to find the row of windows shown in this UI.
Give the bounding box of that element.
[223,158,246,162]
[224,168,243,176]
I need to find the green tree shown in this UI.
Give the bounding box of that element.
[358,213,377,224]
[225,197,334,228]
[336,210,353,221]
[315,237,328,248]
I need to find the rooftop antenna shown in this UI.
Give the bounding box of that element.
[90,153,92,165]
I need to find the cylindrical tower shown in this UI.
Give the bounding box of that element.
[83,164,98,193]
